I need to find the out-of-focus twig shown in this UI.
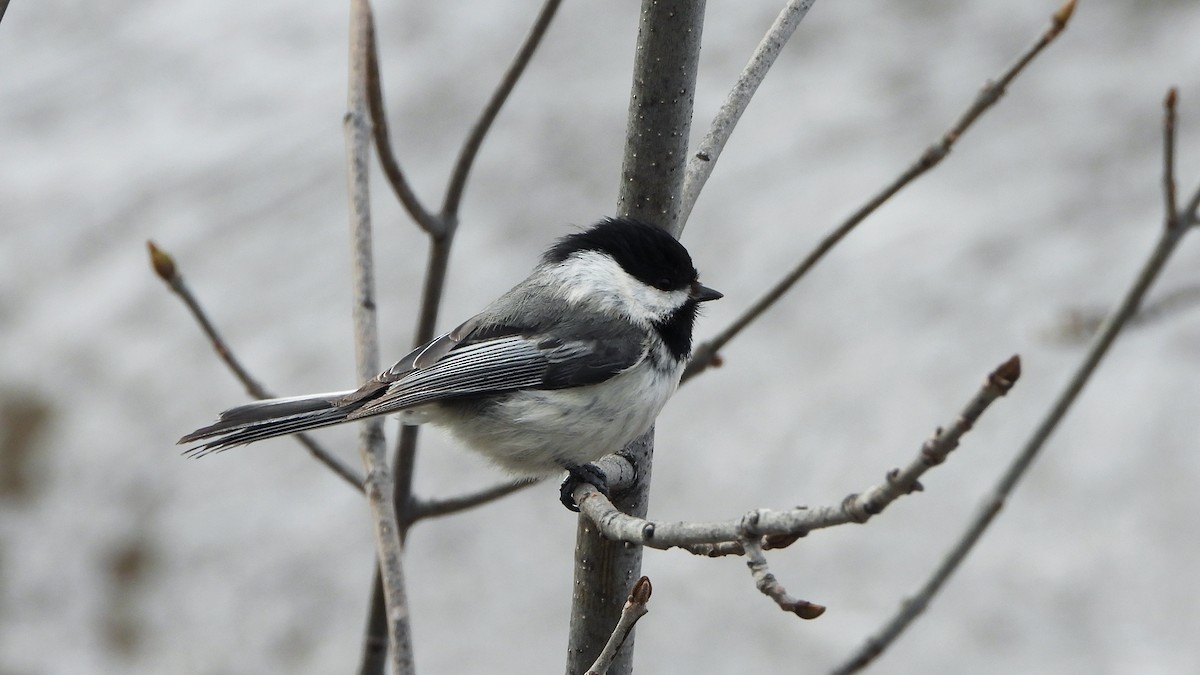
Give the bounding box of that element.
[683,0,1076,383]
[1163,88,1179,224]
[147,241,365,492]
[585,577,654,675]
[832,84,1199,675]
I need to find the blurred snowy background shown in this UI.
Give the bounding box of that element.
[2,1,1199,673]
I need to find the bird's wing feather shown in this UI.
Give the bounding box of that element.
[345,322,646,419]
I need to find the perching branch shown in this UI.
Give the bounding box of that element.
[147,241,365,491]
[683,0,1076,383]
[832,86,1200,675]
[576,355,1020,552]
[678,0,818,227]
[585,577,654,675]
[345,1,413,673]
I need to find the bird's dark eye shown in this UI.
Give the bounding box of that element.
[655,277,673,291]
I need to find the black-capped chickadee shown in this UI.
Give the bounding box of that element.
[180,217,721,508]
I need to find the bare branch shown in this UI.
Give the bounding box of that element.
[364,5,441,236]
[834,85,1199,675]
[440,0,563,226]
[1163,88,1179,228]
[683,0,1074,382]
[679,532,804,558]
[740,534,825,620]
[576,355,1020,549]
[0,0,9,28]
[346,0,413,672]
[678,0,818,227]
[403,478,538,526]
[585,577,654,675]
[147,241,365,491]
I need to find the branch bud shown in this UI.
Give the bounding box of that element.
[146,240,177,281]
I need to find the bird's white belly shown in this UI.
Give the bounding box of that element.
[430,363,680,476]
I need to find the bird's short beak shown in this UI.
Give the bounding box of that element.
[691,282,723,302]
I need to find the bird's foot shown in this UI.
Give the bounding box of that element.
[559,463,609,512]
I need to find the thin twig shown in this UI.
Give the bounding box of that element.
[364,5,441,236]
[576,355,1020,549]
[403,478,538,526]
[0,0,9,28]
[683,0,1075,383]
[740,532,825,619]
[832,85,1197,675]
[346,0,413,672]
[678,0,818,227]
[440,0,563,227]
[148,242,365,491]
[585,577,654,675]
[1163,88,1179,227]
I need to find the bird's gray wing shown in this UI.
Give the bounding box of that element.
[344,323,646,419]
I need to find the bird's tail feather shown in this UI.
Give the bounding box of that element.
[179,390,357,457]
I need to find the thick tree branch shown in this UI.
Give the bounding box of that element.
[683,0,1075,382]
[147,242,365,491]
[678,0,818,226]
[568,2,707,673]
[346,1,413,672]
[576,356,1020,550]
[833,85,1199,675]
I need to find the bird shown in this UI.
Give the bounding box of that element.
[179,217,721,509]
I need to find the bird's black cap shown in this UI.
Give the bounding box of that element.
[543,217,699,292]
